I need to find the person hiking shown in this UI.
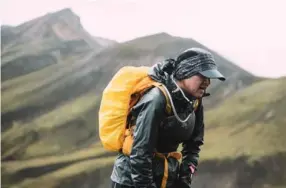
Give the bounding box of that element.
[108,47,226,188]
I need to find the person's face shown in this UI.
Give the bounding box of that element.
[178,74,211,98]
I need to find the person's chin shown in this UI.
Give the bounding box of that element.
[195,90,205,98]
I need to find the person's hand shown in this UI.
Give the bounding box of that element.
[177,174,193,188]
[176,164,196,188]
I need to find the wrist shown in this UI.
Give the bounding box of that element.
[189,164,196,174]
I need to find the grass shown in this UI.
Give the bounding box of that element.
[34,92,97,130]
[1,53,86,113]
[2,15,286,188]
[199,77,286,161]
[205,78,285,127]
[1,90,99,159]
[200,122,286,161]
[5,156,115,188]
[2,142,108,174]
[2,90,97,135]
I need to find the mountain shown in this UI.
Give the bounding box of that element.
[92,36,117,47]
[1,30,260,160]
[2,77,285,188]
[1,7,258,161]
[1,8,276,188]
[1,8,117,81]
[89,32,261,107]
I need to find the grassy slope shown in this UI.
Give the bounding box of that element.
[2,145,115,188]
[1,90,100,160]
[201,77,286,161]
[2,77,285,188]
[1,50,94,113]
[11,156,115,188]
[1,25,279,188]
[2,142,105,174]
[1,32,258,161]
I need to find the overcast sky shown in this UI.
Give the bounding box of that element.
[1,0,286,78]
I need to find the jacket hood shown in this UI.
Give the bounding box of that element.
[148,60,169,84]
[148,60,206,124]
[148,61,198,104]
[148,60,204,100]
[149,60,211,99]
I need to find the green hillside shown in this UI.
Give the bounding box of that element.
[2,8,284,188]
[202,77,286,160]
[1,20,258,162]
[1,90,101,160]
[2,76,285,188]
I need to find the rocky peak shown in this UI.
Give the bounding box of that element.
[45,8,82,30]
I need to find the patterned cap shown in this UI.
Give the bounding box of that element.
[173,48,225,81]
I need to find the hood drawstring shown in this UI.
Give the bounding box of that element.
[161,74,195,123]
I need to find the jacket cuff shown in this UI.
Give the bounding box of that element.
[189,163,196,174]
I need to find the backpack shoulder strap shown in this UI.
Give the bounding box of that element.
[151,82,172,115]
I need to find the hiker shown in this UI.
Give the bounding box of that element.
[108,47,225,188]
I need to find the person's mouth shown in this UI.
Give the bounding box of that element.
[199,86,207,92]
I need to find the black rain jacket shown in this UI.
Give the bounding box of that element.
[110,62,205,188]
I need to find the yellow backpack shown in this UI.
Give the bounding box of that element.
[98,66,172,153]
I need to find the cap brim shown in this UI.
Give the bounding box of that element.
[199,69,226,81]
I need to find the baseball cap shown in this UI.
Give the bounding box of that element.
[175,47,226,81]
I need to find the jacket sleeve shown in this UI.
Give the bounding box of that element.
[129,88,167,188]
[178,100,205,186]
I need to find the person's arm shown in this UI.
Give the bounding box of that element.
[178,100,205,187]
[129,87,166,188]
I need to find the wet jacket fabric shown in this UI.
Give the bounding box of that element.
[110,62,205,188]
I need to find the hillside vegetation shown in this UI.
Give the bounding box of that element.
[202,77,286,160]
[1,9,258,163]
[1,8,285,188]
[2,76,285,188]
